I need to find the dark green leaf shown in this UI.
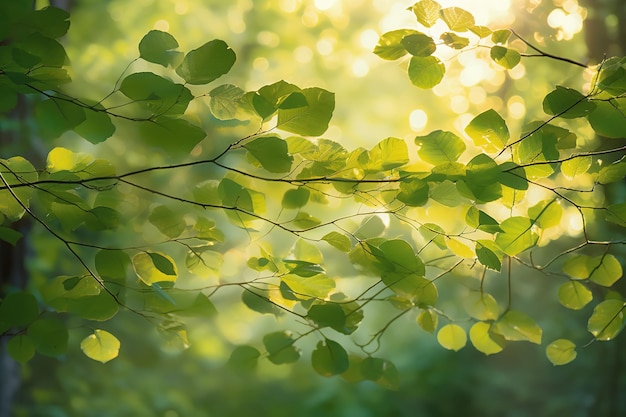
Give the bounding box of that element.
[491,29,512,44]
[139,30,182,67]
[543,86,595,118]
[176,39,236,85]
[465,206,502,233]
[119,72,193,115]
[228,345,260,371]
[498,162,528,190]
[7,334,35,364]
[73,106,116,144]
[0,226,22,246]
[244,136,293,173]
[308,303,347,333]
[34,98,86,140]
[373,29,420,60]
[148,252,177,276]
[401,32,436,56]
[242,289,282,316]
[587,100,626,138]
[282,187,310,209]
[149,205,186,238]
[397,178,429,206]
[475,241,503,271]
[311,339,349,376]
[27,317,68,357]
[138,116,206,157]
[263,331,301,364]
[0,292,39,333]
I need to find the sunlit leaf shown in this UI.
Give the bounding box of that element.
[322,231,352,252]
[80,329,120,363]
[491,29,512,44]
[558,281,593,310]
[597,159,626,184]
[465,109,509,153]
[277,87,334,136]
[469,25,492,38]
[465,206,502,233]
[133,252,178,285]
[440,32,469,49]
[439,7,475,32]
[367,137,409,170]
[469,322,504,355]
[282,274,335,299]
[176,39,235,84]
[605,203,626,227]
[494,216,538,256]
[490,46,520,69]
[208,84,246,120]
[397,178,429,206]
[417,309,438,333]
[311,339,349,376]
[587,100,626,138]
[464,292,499,320]
[373,29,420,60]
[411,0,441,27]
[415,130,465,165]
[408,56,445,89]
[546,339,577,366]
[437,323,467,351]
[587,299,625,341]
[401,32,436,56]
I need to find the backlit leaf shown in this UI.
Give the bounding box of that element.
[373,29,420,60]
[469,322,504,355]
[277,87,335,136]
[439,7,475,31]
[80,329,120,363]
[465,109,509,153]
[437,323,467,351]
[490,46,520,69]
[401,32,436,56]
[587,299,625,340]
[397,178,429,206]
[558,281,592,310]
[408,56,445,89]
[597,159,626,184]
[411,0,441,27]
[139,30,181,67]
[367,137,409,170]
[244,135,293,173]
[149,205,186,238]
[417,309,438,333]
[494,216,538,256]
[464,292,499,320]
[440,32,469,49]
[133,252,178,285]
[528,200,562,229]
[546,339,577,366]
[415,130,465,165]
[208,84,245,120]
[311,339,349,376]
[491,29,512,44]
[322,231,352,252]
[605,203,626,227]
[282,274,335,299]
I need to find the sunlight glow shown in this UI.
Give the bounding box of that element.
[294,46,313,63]
[314,0,338,11]
[153,19,170,31]
[547,3,585,40]
[507,96,526,119]
[360,29,380,50]
[352,58,370,77]
[409,109,428,131]
[174,1,189,15]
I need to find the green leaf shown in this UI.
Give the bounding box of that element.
[0,226,22,246]
[411,0,441,27]
[408,56,445,89]
[176,39,235,84]
[228,345,260,371]
[587,299,625,340]
[139,30,181,67]
[439,7,475,32]
[27,317,68,357]
[138,116,206,157]
[307,303,347,333]
[491,29,512,44]
[458,153,502,203]
[73,106,116,144]
[360,357,399,389]
[379,239,425,274]
[401,32,436,56]
[311,339,349,377]
[469,25,492,38]
[0,292,39,333]
[277,87,335,136]
[291,212,321,229]
[322,231,352,252]
[282,274,335,299]
[208,84,246,120]
[397,178,429,206]
[437,323,467,351]
[496,310,542,344]
[494,216,538,256]
[80,329,120,364]
[149,205,186,238]
[597,159,626,184]
[558,281,593,310]
[469,322,504,355]
[543,86,595,119]
[119,72,193,115]
[464,292,499,320]
[367,137,409,170]
[562,254,623,286]
[383,273,437,306]
[417,309,438,333]
[546,339,577,366]
[30,6,70,38]
[415,130,465,165]
[95,250,130,283]
[133,252,178,285]
[465,109,509,153]
[263,331,300,365]
[475,242,502,271]
[587,100,626,138]
[7,334,35,364]
[528,200,562,229]
[498,162,528,190]
[465,206,502,233]
[175,293,217,318]
[373,29,420,60]
[605,202,626,227]
[446,237,474,258]
[244,136,294,173]
[440,32,470,49]
[34,98,86,140]
[429,180,465,207]
[241,289,282,316]
[490,46,520,69]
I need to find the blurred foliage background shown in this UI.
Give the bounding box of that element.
[12,0,626,416]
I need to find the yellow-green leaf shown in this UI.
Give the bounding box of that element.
[80,329,120,363]
[469,322,504,355]
[546,339,577,366]
[437,323,467,351]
